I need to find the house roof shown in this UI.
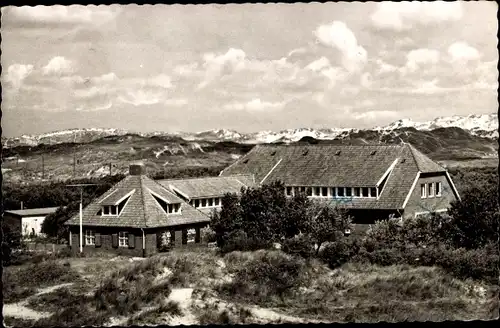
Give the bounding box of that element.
[220,143,448,210]
[4,207,59,217]
[64,174,209,228]
[158,174,255,200]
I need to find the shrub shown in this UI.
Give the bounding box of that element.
[127,300,182,325]
[319,238,361,269]
[201,226,217,243]
[34,305,108,327]
[282,234,315,259]
[220,230,272,254]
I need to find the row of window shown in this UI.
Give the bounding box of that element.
[420,182,442,198]
[85,230,129,247]
[285,186,377,198]
[161,228,197,245]
[189,197,221,209]
[102,205,121,216]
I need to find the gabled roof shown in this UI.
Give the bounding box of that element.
[4,207,59,217]
[220,143,448,210]
[158,174,255,200]
[64,175,209,228]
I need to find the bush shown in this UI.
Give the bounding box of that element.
[201,226,217,243]
[220,230,272,254]
[218,250,308,305]
[319,238,361,269]
[282,234,315,259]
[127,300,182,325]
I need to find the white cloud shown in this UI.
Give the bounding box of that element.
[223,98,285,112]
[305,57,331,72]
[375,59,398,75]
[403,48,440,73]
[371,1,463,31]
[8,5,119,25]
[3,63,34,90]
[163,98,188,106]
[42,56,74,76]
[448,42,481,62]
[117,89,163,106]
[313,21,367,72]
[198,48,247,89]
[352,110,398,121]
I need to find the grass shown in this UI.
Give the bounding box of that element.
[3,259,80,303]
[26,287,91,313]
[195,301,254,325]
[126,300,183,325]
[3,317,36,328]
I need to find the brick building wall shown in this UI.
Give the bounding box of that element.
[403,172,458,219]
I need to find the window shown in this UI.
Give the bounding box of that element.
[187,229,196,243]
[300,187,306,194]
[421,184,426,198]
[119,231,129,247]
[102,205,119,216]
[110,206,117,215]
[428,183,435,198]
[214,198,220,206]
[354,188,361,197]
[201,199,207,207]
[321,187,328,197]
[286,186,293,196]
[370,187,377,198]
[306,187,312,196]
[346,188,352,197]
[85,230,95,245]
[103,206,110,215]
[161,231,172,247]
[435,182,442,197]
[314,187,321,197]
[195,199,200,208]
[337,187,345,197]
[208,198,214,207]
[362,188,369,197]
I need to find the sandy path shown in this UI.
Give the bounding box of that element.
[3,283,75,321]
[167,288,198,326]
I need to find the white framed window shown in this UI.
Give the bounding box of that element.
[214,198,220,206]
[201,199,207,207]
[102,205,119,216]
[286,186,293,196]
[321,187,328,197]
[428,183,435,198]
[187,228,196,243]
[435,182,442,197]
[337,187,345,197]
[85,230,95,245]
[314,187,321,197]
[208,198,214,207]
[354,188,361,197]
[420,184,427,198]
[346,187,352,197]
[370,187,377,198]
[362,187,369,197]
[161,231,172,246]
[119,231,129,247]
[194,199,200,208]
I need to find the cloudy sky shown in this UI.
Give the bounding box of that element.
[1,2,498,137]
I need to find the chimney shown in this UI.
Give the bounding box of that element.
[129,163,146,176]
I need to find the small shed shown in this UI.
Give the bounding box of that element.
[3,207,59,237]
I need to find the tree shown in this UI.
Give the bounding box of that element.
[308,204,352,255]
[41,202,80,242]
[445,182,499,249]
[210,192,244,248]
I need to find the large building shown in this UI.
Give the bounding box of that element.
[220,143,461,222]
[64,163,211,257]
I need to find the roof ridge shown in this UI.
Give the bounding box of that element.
[159,174,249,183]
[139,175,148,228]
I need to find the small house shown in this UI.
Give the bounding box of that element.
[64,163,210,257]
[3,207,59,238]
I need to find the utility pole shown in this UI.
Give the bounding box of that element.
[109,163,112,176]
[73,153,76,177]
[42,155,45,180]
[66,183,101,253]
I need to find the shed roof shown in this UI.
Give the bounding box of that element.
[4,207,59,217]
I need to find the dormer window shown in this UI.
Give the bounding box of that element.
[152,193,182,215]
[100,189,134,217]
[102,205,120,216]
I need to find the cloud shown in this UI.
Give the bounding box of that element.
[42,56,75,76]
[164,98,189,106]
[371,1,463,31]
[198,48,246,89]
[2,63,34,90]
[314,21,367,72]
[223,98,285,112]
[448,42,481,62]
[402,48,440,73]
[5,5,119,26]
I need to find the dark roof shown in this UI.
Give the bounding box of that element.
[158,175,254,199]
[4,207,59,217]
[220,143,447,210]
[65,175,209,228]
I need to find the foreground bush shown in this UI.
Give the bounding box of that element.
[282,234,316,259]
[319,238,361,269]
[218,250,309,305]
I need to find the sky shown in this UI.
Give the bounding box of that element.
[1,2,498,137]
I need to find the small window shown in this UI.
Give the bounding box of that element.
[286,186,293,196]
[208,198,214,207]
[85,230,95,245]
[331,187,336,197]
[314,187,321,197]
[103,206,110,215]
[187,228,196,243]
[362,188,369,197]
[346,188,352,197]
[161,231,172,246]
[421,184,426,198]
[214,198,220,206]
[119,231,129,247]
[370,187,377,198]
[201,199,207,207]
[321,187,328,197]
[300,187,306,193]
[110,206,117,215]
[354,188,361,197]
[337,187,345,197]
[435,182,442,197]
[428,183,435,198]
[173,204,180,213]
[195,199,200,208]
[306,187,312,196]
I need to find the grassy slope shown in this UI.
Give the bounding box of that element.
[3,249,498,327]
